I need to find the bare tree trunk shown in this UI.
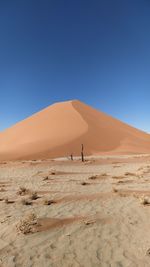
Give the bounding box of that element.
[70,154,73,161]
[81,144,84,162]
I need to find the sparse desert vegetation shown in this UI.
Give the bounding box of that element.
[17,186,29,196]
[16,212,38,234]
[43,176,49,181]
[113,187,118,193]
[43,199,55,205]
[81,181,90,186]
[21,198,32,205]
[88,175,97,180]
[1,155,150,266]
[140,196,150,205]
[29,191,39,200]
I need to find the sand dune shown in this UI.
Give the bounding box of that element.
[0,100,150,160]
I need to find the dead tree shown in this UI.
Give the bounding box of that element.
[81,144,84,162]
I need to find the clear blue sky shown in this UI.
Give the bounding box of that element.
[0,0,150,132]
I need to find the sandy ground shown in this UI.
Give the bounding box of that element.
[1,155,150,266]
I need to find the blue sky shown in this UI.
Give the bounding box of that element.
[0,0,150,132]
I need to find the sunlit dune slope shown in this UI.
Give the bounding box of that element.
[0,100,150,160]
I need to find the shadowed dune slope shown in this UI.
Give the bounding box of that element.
[0,100,150,160]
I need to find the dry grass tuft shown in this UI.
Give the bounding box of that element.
[84,220,96,225]
[29,191,38,200]
[89,175,97,180]
[117,180,124,184]
[0,187,6,192]
[112,176,124,179]
[146,248,150,256]
[17,186,29,196]
[124,172,137,177]
[81,182,90,186]
[118,192,129,197]
[140,196,150,205]
[4,197,15,204]
[43,199,55,205]
[113,165,121,168]
[113,188,118,193]
[4,197,8,204]
[89,173,108,180]
[21,198,32,205]
[16,212,38,234]
[50,171,56,175]
[43,176,49,181]
[101,173,108,177]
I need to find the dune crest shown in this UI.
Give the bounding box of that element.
[0,100,150,160]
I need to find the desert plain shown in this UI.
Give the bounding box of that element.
[1,155,150,266]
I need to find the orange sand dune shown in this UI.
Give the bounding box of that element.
[0,100,150,160]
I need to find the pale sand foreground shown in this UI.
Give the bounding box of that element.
[1,155,150,266]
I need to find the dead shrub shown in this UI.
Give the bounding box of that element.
[101,173,108,177]
[4,198,15,204]
[16,212,38,234]
[140,196,150,205]
[29,191,38,200]
[124,172,137,176]
[113,188,118,193]
[43,176,49,181]
[81,182,89,186]
[50,171,56,175]
[17,186,29,196]
[112,176,124,179]
[21,198,32,205]
[89,175,97,180]
[0,187,6,192]
[4,197,8,204]
[43,199,55,205]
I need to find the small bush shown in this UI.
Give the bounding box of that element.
[0,187,6,192]
[101,173,108,177]
[124,172,136,176]
[43,199,55,205]
[89,175,97,180]
[51,171,56,175]
[16,212,38,234]
[112,176,124,179]
[29,191,38,200]
[43,176,48,181]
[18,187,29,196]
[140,196,150,205]
[21,198,32,205]
[4,197,8,204]
[113,188,118,193]
[81,182,89,186]
[4,198,14,204]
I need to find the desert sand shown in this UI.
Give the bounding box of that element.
[1,155,150,266]
[0,100,150,160]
